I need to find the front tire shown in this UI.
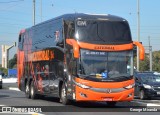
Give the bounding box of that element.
[139,90,145,100]
[60,83,70,105]
[25,82,31,99]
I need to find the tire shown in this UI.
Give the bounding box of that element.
[139,90,145,100]
[30,81,38,99]
[60,83,70,105]
[106,101,117,107]
[0,85,2,89]
[25,82,31,99]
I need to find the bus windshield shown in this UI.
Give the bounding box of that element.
[75,19,132,44]
[78,49,133,81]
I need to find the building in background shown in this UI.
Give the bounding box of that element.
[1,43,16,68]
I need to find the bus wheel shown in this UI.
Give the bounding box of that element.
[60,84,70,105]
[106,101,117,107]
[25,82,31,99]
[30,81,37,99]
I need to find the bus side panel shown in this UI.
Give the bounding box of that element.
[17,49,25,90]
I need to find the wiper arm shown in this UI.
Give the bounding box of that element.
[110,76,130,80]
[96,23,105,42]
[79,74,96,78]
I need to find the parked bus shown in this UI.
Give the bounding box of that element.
[17,13,145,106]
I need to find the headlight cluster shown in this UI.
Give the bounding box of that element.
[73,80,91,89]
[124,83,135,89]
[143,84,152,89]
[75,82,91,89]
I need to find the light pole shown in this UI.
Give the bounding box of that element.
[33,0,36,25]
[41,0,42,22]
[137,0,140,71]
[148,36,152,71]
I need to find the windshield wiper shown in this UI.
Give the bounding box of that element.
[110,76,130,80]
[78,74,96,78]
[95,22,105,42]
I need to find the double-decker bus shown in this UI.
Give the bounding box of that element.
[17,13,145,106]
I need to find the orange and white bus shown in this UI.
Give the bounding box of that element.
[17,13,145,106]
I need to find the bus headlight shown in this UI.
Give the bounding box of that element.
[76,82,91,89]
[124,83,135,89]
[73,80,91,89]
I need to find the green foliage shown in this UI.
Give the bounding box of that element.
[152,51,160,72]
[9,54,17,69]
[134,51,160,72]
[139,55,149,71]
[0,65,8,75]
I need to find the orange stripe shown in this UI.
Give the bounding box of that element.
[78,42,133,51]
[66,39,133,51]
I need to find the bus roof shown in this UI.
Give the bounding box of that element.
[31,13,127,28]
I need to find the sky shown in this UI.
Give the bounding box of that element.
[0,0,160,63]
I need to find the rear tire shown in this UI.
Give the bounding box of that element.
[25,82,31,99]
[60,83,70,105]
[30,81,38,99]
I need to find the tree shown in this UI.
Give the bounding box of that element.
[134,51,160,72]
[9,54,17,69]
[152,51,160,72]
[134,55,150,72]
[0,64,8,75]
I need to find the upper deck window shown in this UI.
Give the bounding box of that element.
[75,20,132,44]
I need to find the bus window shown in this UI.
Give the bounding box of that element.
[64,21,75,39]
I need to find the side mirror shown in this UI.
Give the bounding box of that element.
[66,39,80,58]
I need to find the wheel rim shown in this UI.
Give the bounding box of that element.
[31,86,34,96]
[61,87,66,99]
[140,91,144,99]
[26,85,29,94]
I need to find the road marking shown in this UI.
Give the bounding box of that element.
[9,87,20,91]
[132,100,160,107]
[147,103,160,106]
[0,105,6,106]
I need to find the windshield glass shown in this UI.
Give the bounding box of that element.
[140,75,160,83]
[78,49,133,81]
[75,20,132,44]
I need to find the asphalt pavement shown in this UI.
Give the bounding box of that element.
[1,83,160,115]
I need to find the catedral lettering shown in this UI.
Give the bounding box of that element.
[17,13,145,106]
[94,46,115,50]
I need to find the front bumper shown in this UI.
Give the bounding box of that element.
[75,86,134,102]
[144,89,160,97]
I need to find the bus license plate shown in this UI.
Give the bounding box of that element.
[103,98,113,101]
[157,92,160,95]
